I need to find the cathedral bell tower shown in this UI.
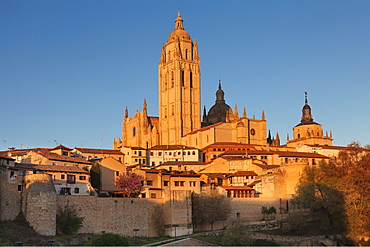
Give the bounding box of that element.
[158,11,201,145]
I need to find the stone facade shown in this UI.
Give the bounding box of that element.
[22,174,56,236]
[0,168,22,221]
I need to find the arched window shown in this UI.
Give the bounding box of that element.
[133,127,136,137]
[181,70,184,86]
[189,71,193,88]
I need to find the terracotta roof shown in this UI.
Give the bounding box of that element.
[185,122,223,136]
[161,161,206,166]
[229,171,258,177]
[32,150,92,164]
[220,149,329,159]
[51,145,71,150]
[220,156,250,161]
[15,163,89,174]
[219,186,254,190]
[222,150,274,156]
[248,180,261,187]
[122,146,146,150]
[273,151,329,158]
[0,155,14,160]
[74,148,124,155]
[201,173,231,178]
[0,148,43,157]
[255,164,280,169]
[150,145,198,150]
[201,142,259,150]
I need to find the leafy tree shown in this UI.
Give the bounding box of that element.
[261,206,277,220]
[114,173,144,197]
[192,191,231,230]
[56,205,84,234]
[293,142,370,241]
[90,233,128,246]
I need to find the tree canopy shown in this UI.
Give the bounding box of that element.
[192,190,231,230]
[293,142,370,242]
[114,173,144,197]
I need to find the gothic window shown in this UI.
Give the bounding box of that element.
[133,127,136,137]
[181,70,184,86]
[185,49,188,59]
[189,71,193,88]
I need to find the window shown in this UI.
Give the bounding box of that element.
[181,70,184,86]
[190,71,193,88]
[164,181,169,186]
[74,188,79,194]
[67,175,76,184]
[138,151,142,156]
[192,151,196,155]
[150,152,154,156]
[150,193,156,198]
[174,181,184,187]
[61,174,65,179]
[79,176,86,180]
[18,184,23,191]
[133,127,136,137]
[189,181,196,187]
[147,180,153,186]
[285,158,289,163]
[158,152,162,156]
[60,187,71,195]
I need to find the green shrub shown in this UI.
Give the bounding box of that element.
[91,233,128,246]
[56,205,84,234]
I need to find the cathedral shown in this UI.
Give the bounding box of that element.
[113,12,332,151]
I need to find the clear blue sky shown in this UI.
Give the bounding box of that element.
[1,0,370,150]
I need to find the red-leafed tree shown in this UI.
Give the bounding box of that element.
[114,173,144,197]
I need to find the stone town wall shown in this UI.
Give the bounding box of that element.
[57,196,162,237]
[196,197,286,232]
[22,174,57,236]
[0,168,22,221]
[57,190,193,237]
[163,190,193,237]
[230,198,283,221]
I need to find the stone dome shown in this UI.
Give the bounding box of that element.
[167,11,191,42]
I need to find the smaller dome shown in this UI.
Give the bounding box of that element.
[167,11,191,42]
[207,103,232,124]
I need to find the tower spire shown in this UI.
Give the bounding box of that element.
[174,10,184,30]
[243,107,247,118]
[125,106,129,118]
[301,92,313,123]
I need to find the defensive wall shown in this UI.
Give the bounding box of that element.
[1,173,291,237]
[0,168,22,221]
